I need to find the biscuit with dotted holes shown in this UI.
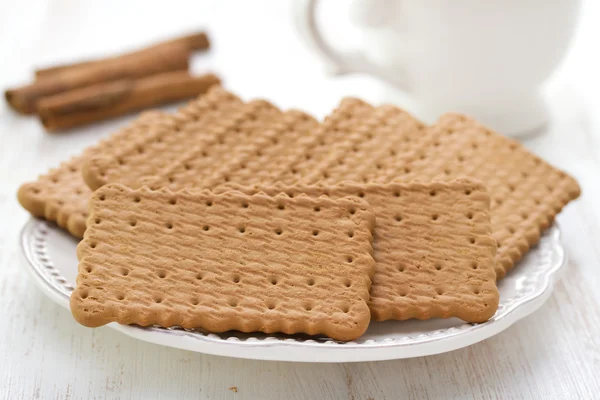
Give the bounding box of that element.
[83,86,318,191]
[364,113,580,278]
[223,179,499,323]
[71,184,376,341]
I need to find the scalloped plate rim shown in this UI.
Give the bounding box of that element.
[19,218,565,362]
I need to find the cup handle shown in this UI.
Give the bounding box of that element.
[293,0,411,91]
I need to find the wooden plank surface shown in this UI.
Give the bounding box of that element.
[1,1,599,399]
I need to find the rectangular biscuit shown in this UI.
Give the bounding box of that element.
[367,113,580,278]
[82,86,248,190]
[225,179,499,323]
[83,87,318,192]
[17,110,173,238]
[71,184,376,341]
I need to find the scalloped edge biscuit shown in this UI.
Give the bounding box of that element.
[71,184,376,341]
[370,113,581,278]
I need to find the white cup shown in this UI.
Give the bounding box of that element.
[294,0,581,136]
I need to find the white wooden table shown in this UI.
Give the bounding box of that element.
[1,1,599,399]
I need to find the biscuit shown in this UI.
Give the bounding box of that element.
[82,86,245,190]
[82,87,319,192]
[367,114,580,278]
[70,184,376,341]
[225,179,499,323]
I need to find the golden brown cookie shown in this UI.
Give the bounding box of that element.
[71,184,376,341]
[82,86,245,190]
[366,113,580,278]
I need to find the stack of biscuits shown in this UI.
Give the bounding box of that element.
[18,86,580,341]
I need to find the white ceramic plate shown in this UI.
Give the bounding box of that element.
[20,218,565,362]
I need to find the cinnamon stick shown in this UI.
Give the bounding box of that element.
[37,72,220,132]
[5,44,190,115]
[34,31,210,79]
